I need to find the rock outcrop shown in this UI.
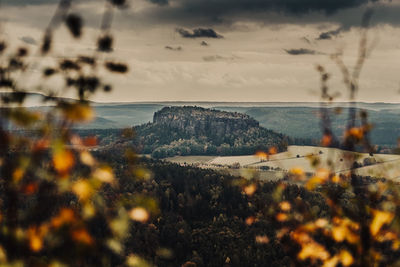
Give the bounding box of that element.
[153,106,259,139]
[134,106,287,158]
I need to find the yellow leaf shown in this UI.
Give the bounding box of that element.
[12,168,24,182]
[290,167,304,176]
[83,203,95,218]
[392,240,400,250]
[306,176,325,190]
[129,207,149,223]
[322,256,339,267]
[298,242,329,261]
[134,168,152,180]
[315,218,328,228]
[0,245,6,263]
[332,225,346,242]
[60,103,94,122]
[315,168,330,180]
[28,227,46,252]
[255,235,269,244]
[72,180,93,201]
[331,175,341,183]
[127,254,151,267]
[279,201,291,212]
[93,166,114,183]
[339,250,354,267]
[370,209,394,236]
[80,151,95,166]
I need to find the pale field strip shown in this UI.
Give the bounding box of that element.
[206,146,400,180]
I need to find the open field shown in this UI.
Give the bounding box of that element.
[163,146,400,180]
[163,156,216,165]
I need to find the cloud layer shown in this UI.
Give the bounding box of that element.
[176,28,223,38]
[153,0,379,15]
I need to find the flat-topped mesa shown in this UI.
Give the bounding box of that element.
[153,106,259,136]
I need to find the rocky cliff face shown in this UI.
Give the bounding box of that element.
[153,106,259,138]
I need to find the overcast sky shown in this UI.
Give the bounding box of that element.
[1,0,400,102]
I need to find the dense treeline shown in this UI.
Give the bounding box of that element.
[134,123,287,158]
[94,150,335,266]
[12,127,315,158]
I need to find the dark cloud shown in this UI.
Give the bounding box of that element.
[317,27,342,40]
[176,28,223,38]
[4,0,398,30]
[20,36,37,45]
[126,2,400,29]
[165,45,182,51]
[0,0,380,16]
[2,0,65,5]
[148,0,168,5]
[146,0,380,23]
[284,48,322,55]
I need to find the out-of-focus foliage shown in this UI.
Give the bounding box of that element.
[0,0,154,266]
[1,2,400,267]
[238,9,400,267]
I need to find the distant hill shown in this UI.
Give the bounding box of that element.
[84,102,400,148]
[134,106,289,158]
[18,100,400,149]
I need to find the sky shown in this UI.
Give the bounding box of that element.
[1,0,400,102]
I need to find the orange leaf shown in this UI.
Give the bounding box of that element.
[51,208,75,228]
[28,226,47,252]
[72,228,93,245]
[269,147,277,155]
[276,213,288,222]
[321,134,332,146]
[83,136,98,147]
[23,183,38,195]
[255,151,268,161]
[255,235,269,244]
[53,149,75,175]
[243,184,256,196]
[245,216,256,225]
